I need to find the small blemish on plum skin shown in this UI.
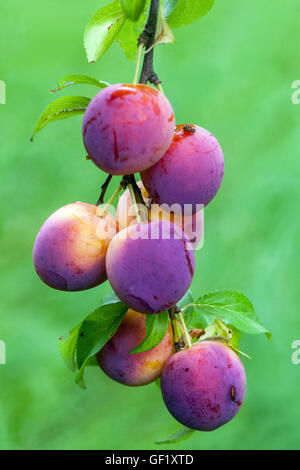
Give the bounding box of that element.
[230,385,242,406]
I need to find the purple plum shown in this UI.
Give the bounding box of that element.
[97,308,174,386]
[82,84,175,175]
[33,202,116,291]
[141,124,224,212]
[106,220,195,314]
[161,340,246,431]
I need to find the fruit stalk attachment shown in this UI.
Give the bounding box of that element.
[96,174,113,205]
[125,174,148,223]
[169,306,181,352]
[177,308,192,348]
[97,183,124,218]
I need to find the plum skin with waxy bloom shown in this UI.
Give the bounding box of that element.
[161,341,246,431]
[82,83,175,175]
[33,202,116,291]
[106,220,195,314]
[97,308,174,386]
[141,124,224,213]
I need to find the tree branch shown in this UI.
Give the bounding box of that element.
[138,0,161,85]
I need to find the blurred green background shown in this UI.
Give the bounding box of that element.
[1,0,300,450]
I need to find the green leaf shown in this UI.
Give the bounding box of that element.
[59,323,81,372]
[75,357,90,390]
[178,290,199,327]
[75,302,127,389]
[85,355,99,366]
[118,2,149,61]
[58,296,128,389]
[166,0,214,29]
[75,356,100,390]
[84,0,126,63]
[51,74,109,93]
[31,96,90,140]
[130,310,169,353]
[100,290,123,307]
[121,0,147,21]
[178,289,194,309]
[189,290,271,338]
[155,427,195,444]
[164,0,180,17]
[76,302,128,369]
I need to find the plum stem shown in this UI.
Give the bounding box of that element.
[127,175,148,223]
[128,183,141,224]
[169,306,182,352]
[97,184,123,218]
[178,311,192,348]
[157,82,165,95]
[96,174,113,205]
[129,174,147,208]
[133,43,144,85]
[138,0,161,86]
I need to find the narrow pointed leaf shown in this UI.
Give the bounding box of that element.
[31,95,90,140]
[74,355,100,389]
[156,427,195,444]
[75,357,90,390]
[59,323,81,372]
[51,74,110,92]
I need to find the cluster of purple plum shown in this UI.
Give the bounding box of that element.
[33,83,246,431]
